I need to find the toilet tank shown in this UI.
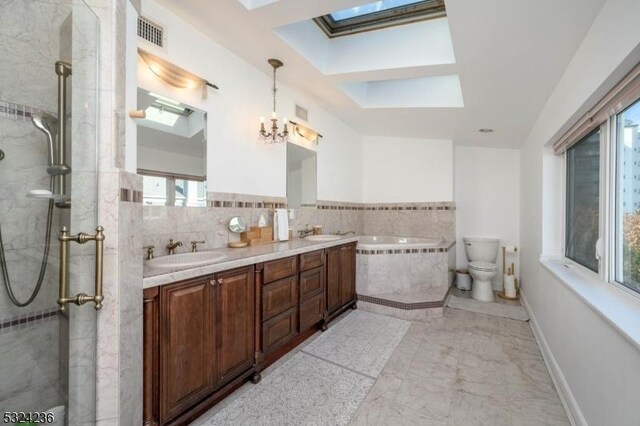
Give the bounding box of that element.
[463,237,500,262]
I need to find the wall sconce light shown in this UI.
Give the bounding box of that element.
[289,120,323,143]
[138,49,218,98]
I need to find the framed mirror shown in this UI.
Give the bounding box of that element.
[137,88,207,207]
[286,143,317,208]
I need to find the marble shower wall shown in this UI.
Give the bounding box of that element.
[0,0,78,414]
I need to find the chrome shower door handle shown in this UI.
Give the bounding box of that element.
[58,225,105,312]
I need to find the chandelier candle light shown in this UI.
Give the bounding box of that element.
[260,59,289,144]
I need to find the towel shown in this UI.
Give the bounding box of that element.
[273,210,278,241]
[276,209,289,241]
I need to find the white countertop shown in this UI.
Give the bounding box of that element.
[143,236,359,289]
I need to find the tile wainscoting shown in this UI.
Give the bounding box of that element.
[141,193,455,259]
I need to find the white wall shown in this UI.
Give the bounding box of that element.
[454,146,520,289]
[138,0,363,201]
[520,0,640,424]
[362,136,453,202]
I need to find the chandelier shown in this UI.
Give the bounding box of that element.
[259,59,289,144]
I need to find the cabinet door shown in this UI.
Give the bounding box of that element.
[340,244,356,306]
[160,278,215,423]
[326,246,342,314]
[216,266,255,387]
[262,275,298,321]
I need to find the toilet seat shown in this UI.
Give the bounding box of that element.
[468,261,497,272]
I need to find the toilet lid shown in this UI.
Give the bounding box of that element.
[468,261,497,272]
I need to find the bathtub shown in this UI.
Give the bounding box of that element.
[355,235,455,321]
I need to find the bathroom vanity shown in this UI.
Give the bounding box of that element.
[142,238,357,426]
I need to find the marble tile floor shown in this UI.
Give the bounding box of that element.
[351,308,568,426]
[195,308,567,426]
[447,287,529,322]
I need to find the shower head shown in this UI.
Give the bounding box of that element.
[31,113,57,166]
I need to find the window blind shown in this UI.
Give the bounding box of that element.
[553,62,640,155]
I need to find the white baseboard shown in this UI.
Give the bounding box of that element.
[520,291,587,426]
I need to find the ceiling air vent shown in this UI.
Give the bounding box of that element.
[295,104,309,122]
[138,16,164,48]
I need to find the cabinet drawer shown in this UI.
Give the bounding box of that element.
[262,276,298,321]
[299,266,324,300]
[299,250,323,272]
[300,293,324,331]
[263,256,298,283]
[262,307,298,353]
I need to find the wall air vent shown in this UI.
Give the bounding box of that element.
[138,16,164,48]
[295,104,309,122]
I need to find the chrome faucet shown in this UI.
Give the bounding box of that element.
[166,239,183,255]
[336,230,356,236]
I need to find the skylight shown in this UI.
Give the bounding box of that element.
[330,0,425,21]
[314,0,445,38]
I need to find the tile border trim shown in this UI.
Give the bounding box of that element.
[0,307,59,331]
[357,294,445,309]
[0,99,48,121]
[120,188,143,203]
[356,247,449,255]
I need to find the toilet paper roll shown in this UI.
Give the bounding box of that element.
[504,274,517,298]
[504,246,518,253]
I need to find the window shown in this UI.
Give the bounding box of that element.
[615,98,640,293]
[566,130,601,272]
[140,171,206,207]
[313,0,445,38]
[556,62,640,297]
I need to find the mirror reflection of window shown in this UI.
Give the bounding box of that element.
[136,89,207,207]
[286,143,317,208]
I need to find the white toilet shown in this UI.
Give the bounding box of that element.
[463,237,500,302]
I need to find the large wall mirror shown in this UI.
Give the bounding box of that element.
[287,143,317,208]
[137,88,207,207]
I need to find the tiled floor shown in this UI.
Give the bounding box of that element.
[350,308,569,426]
[195,308,568,426]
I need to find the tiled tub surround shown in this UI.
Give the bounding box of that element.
[356,237,456,321]
[143,235,359,287]
[363,202,455,241]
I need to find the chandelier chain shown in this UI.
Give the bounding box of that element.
[272,67,277,114]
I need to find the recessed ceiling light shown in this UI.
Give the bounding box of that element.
[478,128,494,133]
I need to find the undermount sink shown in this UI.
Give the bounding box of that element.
[304,234,342,242]
[146,251,227,269]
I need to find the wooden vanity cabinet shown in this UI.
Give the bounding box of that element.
[326,242,357,318]
[159,277,216,423]
[143,265,255,426]
[216,266,255,387]
[143,242,358,425]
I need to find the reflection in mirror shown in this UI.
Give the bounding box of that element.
[228,216,247,233]
[287,143,317,208]
[137,88,207,207]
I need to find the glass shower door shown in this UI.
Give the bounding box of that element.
[0,1,100,424]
